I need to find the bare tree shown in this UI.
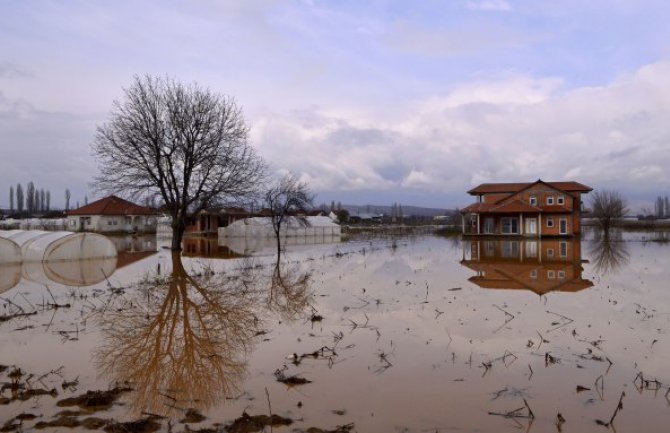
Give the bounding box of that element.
[92,75,267,250]
[46,190,51,211]
[16,184,24,213]
[590,189,629,234]
[9,186,13,213]
[65,189,71,211]
[265,174,314,258]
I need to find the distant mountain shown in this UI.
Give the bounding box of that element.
[342,204,455,217]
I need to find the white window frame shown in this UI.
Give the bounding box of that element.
[546,217,554,228]
[548,270,555,279]
[547,196,555,205]
[547,248,554,258]
[560,241,568,257]
[557,195,565,205]
[558,271,565,280]
[559,217,568,235]
[530,269,537,279]
[530,195,537,206]
[501,217,519,234]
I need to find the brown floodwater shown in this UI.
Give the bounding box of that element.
[1,231,669,432]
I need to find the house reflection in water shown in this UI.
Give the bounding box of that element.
[182,236,246,259]
[460,238,593,295]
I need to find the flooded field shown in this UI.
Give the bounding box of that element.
[1,230,669,432]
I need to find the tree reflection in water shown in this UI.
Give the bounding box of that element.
[267,259,314,322]
[94,253,262,415]
[588,229,630,275]
[94,253,314,417]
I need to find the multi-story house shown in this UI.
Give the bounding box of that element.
[460,180,592,237]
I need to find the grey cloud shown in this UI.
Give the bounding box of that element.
[0,93,99,208]
[0,62,32,79]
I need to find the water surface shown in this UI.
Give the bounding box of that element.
[1,232,669,432]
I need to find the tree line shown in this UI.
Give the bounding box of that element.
[654,195,669,219]
[8,182,51,215]
[6,184,80,215]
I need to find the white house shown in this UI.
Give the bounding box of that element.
[66,195,157,233]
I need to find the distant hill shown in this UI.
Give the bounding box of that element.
[342,204,455,217]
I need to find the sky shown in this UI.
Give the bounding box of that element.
[1,0,669,211]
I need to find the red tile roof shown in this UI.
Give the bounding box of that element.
[489,200,542,213]
[461,200,541,214]
[468,180,592,195]
[541,205,573,214]
[66,195,156,216]
[461,202,494,213]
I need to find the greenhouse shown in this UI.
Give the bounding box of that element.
[0,230,117,264]
[218,216,341,238]
[0,230,118,293]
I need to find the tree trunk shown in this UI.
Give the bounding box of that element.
[275,223,282,261]
[171,217,186,251]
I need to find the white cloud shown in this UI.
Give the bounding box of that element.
[400,170,435,188]
[251,61,670,206]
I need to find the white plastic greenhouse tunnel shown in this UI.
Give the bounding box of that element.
[219,216,342,238]
[0,230,118,293]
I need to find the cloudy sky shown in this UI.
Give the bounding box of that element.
[1,0,669,210]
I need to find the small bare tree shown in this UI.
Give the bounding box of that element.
[65,188,71,211]
[265,174,314,258]
[92,75,267,250]
[590,189,628,234]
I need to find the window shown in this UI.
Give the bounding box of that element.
[547,248,554,258]
[525,241,538,258]
[485,241,495,257]
[548,270,555,279]
[530,270,538,279]
[557,195,565,205]
[546,217,554,228]
[484,217,495,234]
[530,195,537,206]
[558,271,565,280]
[547,196,555,205]
[501,241,519,258]
[108,221,113,225]
[501,217,519,234]
[560,241,568,257]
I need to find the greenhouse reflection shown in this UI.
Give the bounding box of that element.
[0,234,157,293]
